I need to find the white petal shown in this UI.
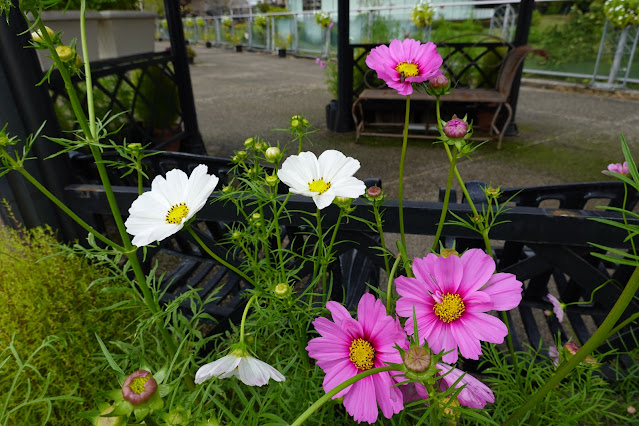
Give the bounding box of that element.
[318,150,361,182]
[194,354,241,384]
[237,356,285,387]
[278,152,320,193]
[313,192,334,210]
[184,164,219,219]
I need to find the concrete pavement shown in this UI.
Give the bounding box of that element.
[177,42,639,203]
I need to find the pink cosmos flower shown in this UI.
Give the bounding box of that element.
[395,249,523,363]
[306,293,406,424]
[546,293,564,323]
[602,161,629,176]
[548,345,559,366]
[444,116,469,139]
[407,363,494,409]
[365,38,443,96]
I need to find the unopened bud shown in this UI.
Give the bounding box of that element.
[222,185,233,194]
[56,45,74,62]
[265,146,281,162]
[265,174,279,186]
[244,138,254,148]
[231,231,242,240]
[429,74,449,89]
[443,115,468,139]
[334,196,352,208]
[274,283,291,298]
[367,186,382,198]
[31,26,55,43]
[484,186,501,198]
[401,346,431,373]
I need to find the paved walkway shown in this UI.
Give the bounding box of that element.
[177,42,639,203]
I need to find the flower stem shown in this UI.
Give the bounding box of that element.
[186,225,255,286]
[1,153,121,250]
[398,95,411,256]
[372,202,391,278]
[431,149,457,252]
[504,265,639,424]
[623,183,636,257]
[386,256,402,315]
[239,293,259,344]
[290,365,397,426]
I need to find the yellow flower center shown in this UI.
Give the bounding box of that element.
[165,202,189,224]
[395,61,420,78]
[308,178,331,194]
[130,376,151,394]
[433,293,465,323]
[349,338,375,370]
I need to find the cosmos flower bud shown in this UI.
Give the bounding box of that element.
[366,186,382,198]
[401,346,431,373]
[31,26,55,43]
[443,115,469,139]
[265,146,281,163]
[243,138,254,148]
[222,185,233,194]
[273,283,291,298]
[484,185,501,199]
[265,174,279,186]
[426,74,450,95]
[122,370,158,406]
[333,196,352,209]
[56,45,74,62]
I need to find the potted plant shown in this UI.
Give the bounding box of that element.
[274,32,292,57]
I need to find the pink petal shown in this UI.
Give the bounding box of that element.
[457,249,496,297]
[432,255,463,294]
[481,272,523,311]
[343,376,379,424]
[372,371,404,419]
[459,312,508,345]
[323,358,358,398]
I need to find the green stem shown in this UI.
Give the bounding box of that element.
[239,293,259,344]
[623,183,636,257]
[386,256,402,315]
[290,365,397,426]
[431,150,457,252]
[271,187,287,280]
[603,312,639,342]
[186,226,255,286]
[80,0,96,139]
[504,265,639,424]
[499,310,521,384]
[398,95,411,254]
[372,203,391,278]
[3,154,121,250]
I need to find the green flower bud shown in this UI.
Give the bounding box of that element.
[264,146,281,163]
[274,283,291,298]
[222,185,233,194]
[265,174,279,186]
[56,45,74,62]
[31,26,55,43]
[244,137,254,148]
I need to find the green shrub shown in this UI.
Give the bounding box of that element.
[0,219,136,425]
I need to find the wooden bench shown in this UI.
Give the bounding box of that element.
[352,45,547,149]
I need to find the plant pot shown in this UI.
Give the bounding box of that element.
[278,48,287,58]
[325,99,338,131]
[206,41,212,48]
[235,45,243,53]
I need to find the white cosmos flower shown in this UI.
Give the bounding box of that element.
[125,164,219,247]
[277,150,366,209]
[195,348,285,387]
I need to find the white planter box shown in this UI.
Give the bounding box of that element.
[33,10,156,69]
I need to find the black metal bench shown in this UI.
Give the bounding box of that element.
[351,39,547,148]
[64,151,639,373]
